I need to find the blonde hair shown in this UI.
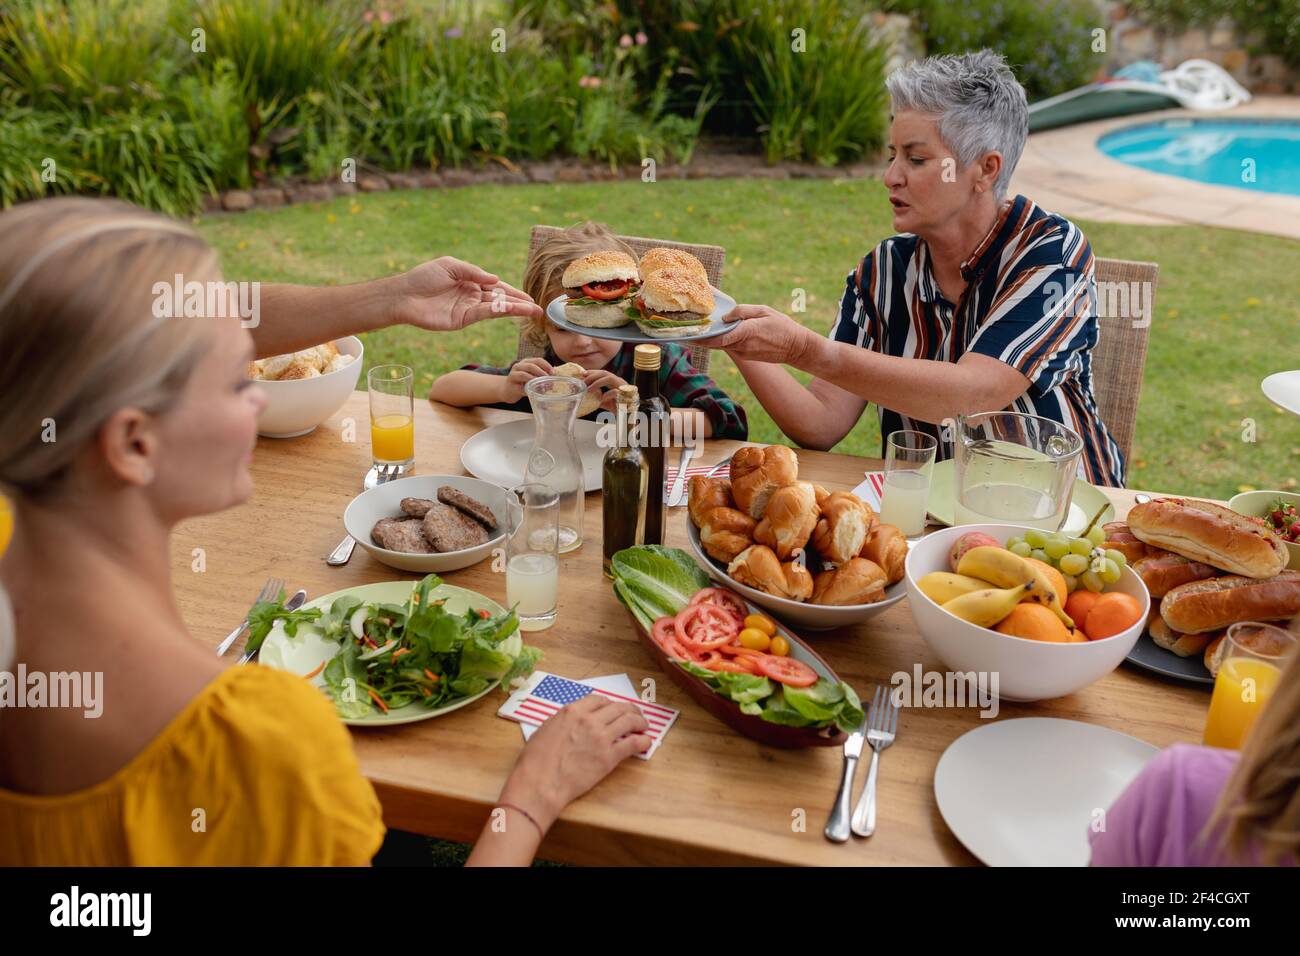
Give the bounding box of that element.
[519,222,636,349]
[0,198,218,500]
[1207,621,1300,865]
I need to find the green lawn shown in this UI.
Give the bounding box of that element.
[198,176,1300,499]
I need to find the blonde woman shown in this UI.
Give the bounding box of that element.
[0,197,650,866]
[1089,629,1299,866]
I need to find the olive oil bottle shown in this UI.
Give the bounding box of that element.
[633,344,667,545]
[602,384,648,576]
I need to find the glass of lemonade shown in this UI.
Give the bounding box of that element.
[1203,622,1296,750]
[953,411,1083,531]
[878,430,937,540]
[506,483,561,632]
[368,365,414,481]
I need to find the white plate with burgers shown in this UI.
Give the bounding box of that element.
[545,248,736,344]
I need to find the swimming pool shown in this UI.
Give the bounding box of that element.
[1097,118,1300,196]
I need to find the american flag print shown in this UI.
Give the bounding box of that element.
[500,673,678,760]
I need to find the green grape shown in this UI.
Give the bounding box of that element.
[1059,553,1089,576]
[1043,538,1070,560]
[1069,538,1093,557]
[1100,558,1122,585]
[1006,536,1024,551]
[1009,541,1033,558]
[1087,525,1106,547]
[1062,573,1079,592]
[1081,570,1104,593]
[1104,548,1127,569]
[1029,548,1050,564]
[1024,529,1048,548]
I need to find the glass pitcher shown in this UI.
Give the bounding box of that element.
[523,375,585,553]
[953,411,1083,532]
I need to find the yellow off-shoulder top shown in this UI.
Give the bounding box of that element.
[0,665,386,865]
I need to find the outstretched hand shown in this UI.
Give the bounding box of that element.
[392,256,544,332]
[709,303,813,365]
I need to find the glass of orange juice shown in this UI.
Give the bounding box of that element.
[0,495,12,558]
[368,365,414,485]
[1203,622,1296,750]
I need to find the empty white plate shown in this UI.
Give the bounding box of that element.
[934,717,1158,866]
[460,418,607,491]
[1262,370,1300,417]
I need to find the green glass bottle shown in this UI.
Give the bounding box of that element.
[633,344,667,545]
[602,384,648,576]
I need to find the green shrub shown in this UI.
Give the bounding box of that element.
[1127,0,1300,66]
[0,102,82,206]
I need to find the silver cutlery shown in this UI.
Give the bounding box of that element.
[667,443,700,507]
[824,711,868,843]
[1134,492,1151,505]
[703,453,732,480]
[215,576,283,656]
[851,685,900,838]
[238,588,307,664]
[327,462,401,566]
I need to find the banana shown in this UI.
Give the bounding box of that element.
[917,572,994,605]
[941,583,1039,628]
[956,546,1075,627]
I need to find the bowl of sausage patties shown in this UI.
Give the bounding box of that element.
[344,475,508,573]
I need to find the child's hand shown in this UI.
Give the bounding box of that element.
[584,369,627,412]
[504,359,554,403]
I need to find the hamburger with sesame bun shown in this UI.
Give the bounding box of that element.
[560,251,640,328]
[633,269,716,338]
[638,247,708,282]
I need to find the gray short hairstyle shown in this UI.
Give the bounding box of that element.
[885,50,1028,199]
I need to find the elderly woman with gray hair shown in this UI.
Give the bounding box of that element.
[713,50,1125,487]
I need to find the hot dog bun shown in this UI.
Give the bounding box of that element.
[1160,571,1300,634]
[1132,550,1220,598]
[1148,613,1214,658]
[1128,497,1287,578]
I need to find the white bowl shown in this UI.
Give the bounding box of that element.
[255,336,364,438]
[904,524,1150,702]
[344,474,508,574]
[684,519,907,631]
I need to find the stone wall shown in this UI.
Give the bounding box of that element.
[1100,1,1296,93]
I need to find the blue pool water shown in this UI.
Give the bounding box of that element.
[1097,118,1300,196]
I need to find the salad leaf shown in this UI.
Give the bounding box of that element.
[712,671,774,706]
[244,590,322,654]
[323,643,373,720]
[637,315,711,328]
[611,546,711,621]
[758,687,817,727]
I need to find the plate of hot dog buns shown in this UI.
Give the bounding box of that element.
[684,444,908,630]
[1110,497,1300,685]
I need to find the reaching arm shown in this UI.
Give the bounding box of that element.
[730,358,865,451]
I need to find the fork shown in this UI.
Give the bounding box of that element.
[237,588,307,664]
[850,685,899,838]
[327,463,401,566]
[215,576,284,656]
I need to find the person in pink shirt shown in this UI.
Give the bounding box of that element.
[1090,641,1299,866]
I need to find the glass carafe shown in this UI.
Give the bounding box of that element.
[524,375,585,553]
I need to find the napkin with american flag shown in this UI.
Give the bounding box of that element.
[498,671,679,760]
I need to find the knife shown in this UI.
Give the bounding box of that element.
[824,715,868,843]
[238,588,307,664]
[667,443,700,507]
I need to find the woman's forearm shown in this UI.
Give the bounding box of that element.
[251,278,398,358]
[733,359,844,450]
[464,808,544,867]
[428,370,512,407]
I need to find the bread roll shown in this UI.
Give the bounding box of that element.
[1148,613,1214,658]
[561,251,639,288]
[551,362,602,417]
[324,352,355,375]
[753,481,818,560]
[259,353,295,380]
[698,506,755,563]
[811,558,887,606]
[1128,497,1287,579]
[687,476,732,527]
[727,545,813,602]
[1133,551,1220,598]
[278,358,321,381]
[1102,521,1148,564]
[811,491,872,566]
[1160,571,1300,634]
[861,522,907,585]
[730,445,798,519]
[639,247,707,281]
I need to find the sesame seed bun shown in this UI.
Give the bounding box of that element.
[639,270,715,315]
[561,251,639,289]
[639,248,707,281]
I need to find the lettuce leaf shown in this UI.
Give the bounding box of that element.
[610,546,710,620]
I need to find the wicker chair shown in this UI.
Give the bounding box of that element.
[516,225,726,374]
[1090,256,1158,483]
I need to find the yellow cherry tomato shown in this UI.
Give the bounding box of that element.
[737,627,771,651]
[743,614,776,636]
[769,635,790,657]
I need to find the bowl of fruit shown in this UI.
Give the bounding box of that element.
[904,524,1150,702]
[1227,490,1300,571]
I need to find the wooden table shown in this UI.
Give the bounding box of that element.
[171,391,1209,865]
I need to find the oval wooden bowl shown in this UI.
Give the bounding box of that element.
[624,600,848,749]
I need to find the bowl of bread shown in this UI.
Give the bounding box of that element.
[248,336,363,438]
[684,444,908,630]
[344,475,507,573]
[1106,497,1300,678]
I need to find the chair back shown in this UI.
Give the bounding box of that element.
[1090,256,1158,477]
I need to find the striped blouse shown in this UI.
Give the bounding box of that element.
[828,195,1125,487]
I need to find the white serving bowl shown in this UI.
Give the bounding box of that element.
[684,520,907,631]
[344,474,508,574]
[255,336,364,438]
[904,524,1150,702]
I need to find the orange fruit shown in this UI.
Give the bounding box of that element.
[1083,592,1143,640]
[1027,557,1067,606]
[1064,590,1102,631]
[995,603,1072,643]
[1068,628,1089,643]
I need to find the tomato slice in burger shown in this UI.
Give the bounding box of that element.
[754,655,818,687]
[688,587,748,623]
[674,603,739,651]
[581,279,630,301]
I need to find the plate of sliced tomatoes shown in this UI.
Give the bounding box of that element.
[634,586,852,748]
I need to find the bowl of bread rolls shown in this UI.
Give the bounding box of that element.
[248,336,363,438]
[684,444,908,630]
[1111,497,1300,678]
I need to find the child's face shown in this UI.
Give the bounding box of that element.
[547,321,621,369]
